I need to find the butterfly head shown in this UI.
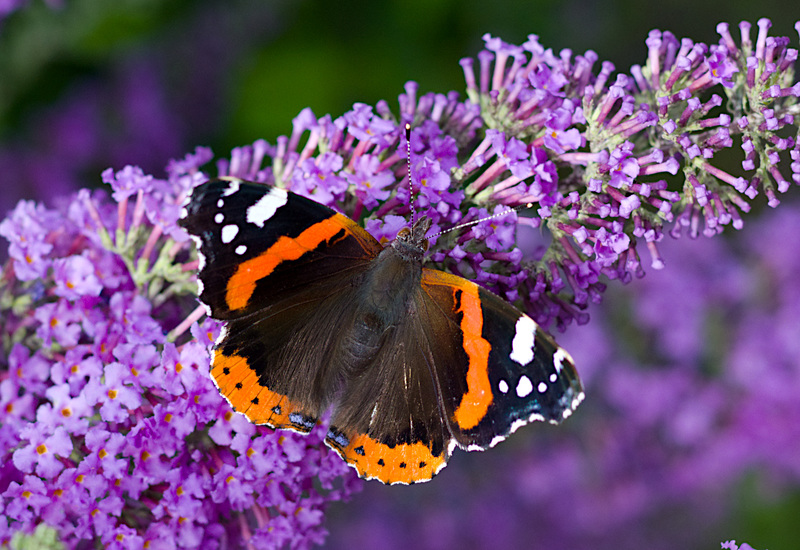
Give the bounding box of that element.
[392,216,431,262]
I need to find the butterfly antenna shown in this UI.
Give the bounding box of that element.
[428,201,535,240]
[405,121,531,240]
[405,123,415,225]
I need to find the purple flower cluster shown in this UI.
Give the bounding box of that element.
[0,158,360,549]
[456,22,800,330]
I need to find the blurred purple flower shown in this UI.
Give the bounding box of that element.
[0,0,62,22]
[52,253,103,300]
[2,4,285,262]
[722,541,761,550]
[11,425,72,479]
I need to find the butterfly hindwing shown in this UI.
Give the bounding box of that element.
[211,280,368,432]
[324,309,453,484]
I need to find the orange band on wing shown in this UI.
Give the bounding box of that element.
[326,431,447,484]
[422,269,492,431]
[211,349,317,432]
[224,215,347,311]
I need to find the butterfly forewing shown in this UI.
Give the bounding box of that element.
[180,177,382,320]
[180,178,384,433]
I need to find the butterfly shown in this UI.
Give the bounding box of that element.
[179,166,583,485]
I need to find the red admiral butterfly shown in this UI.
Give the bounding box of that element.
[180,165,583,484]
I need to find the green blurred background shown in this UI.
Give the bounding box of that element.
[2,0,798,167]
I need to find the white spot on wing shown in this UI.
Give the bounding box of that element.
[549,373,557,383]
[196,279,206,306]
[217,199,224,208]
[447,438,458,455]
[215,324,229,346]
[189,235,205,271]
[516,375,533,398]
[558,391,585,422]
[498,379,509,394]
[554,348,572,374]
[214,213,224,224]
[221,224,239,243]
[486,412,546,448]
[247,188,288,228]
[222,179,240,196]
[537,381,548,393]
[510,316,537,365]
[235,245,247,255]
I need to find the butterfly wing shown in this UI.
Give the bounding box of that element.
[180,177,384,431]
[324,312,453,485]
[419,268,584,448]
[180,177,383,320]
[324,267,583,484]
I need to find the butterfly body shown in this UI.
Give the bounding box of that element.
[180,176,583,484]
